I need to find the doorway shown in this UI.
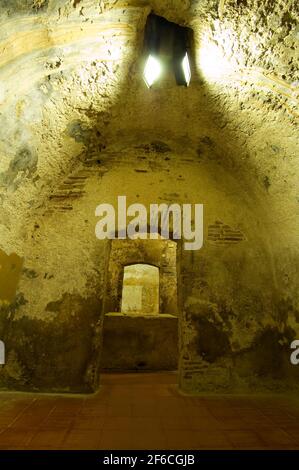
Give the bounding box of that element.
[100,238,179,372]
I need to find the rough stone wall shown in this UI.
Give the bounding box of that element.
[0,142,280,392]
[101,314,179,371]
[0,0,298,392]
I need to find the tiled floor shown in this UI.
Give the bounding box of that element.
[0,372,298,450]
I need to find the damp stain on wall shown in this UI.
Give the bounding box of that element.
[0,249,23,304]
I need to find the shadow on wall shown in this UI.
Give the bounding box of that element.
[0,249,23,304]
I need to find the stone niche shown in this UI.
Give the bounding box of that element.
[101,238,179,371]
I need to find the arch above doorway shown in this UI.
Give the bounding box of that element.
[104,238,179,316]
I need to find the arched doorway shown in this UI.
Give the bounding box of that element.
[100,238,180,373]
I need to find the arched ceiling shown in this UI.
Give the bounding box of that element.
[0,0,298,261]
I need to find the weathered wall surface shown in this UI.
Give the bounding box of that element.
[0,250,23,304]
[101,314,178,371]
[0,0,298,392]
[0,143,283,392]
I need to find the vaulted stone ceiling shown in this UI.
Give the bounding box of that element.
[0,0,297,245]
[0,3,297,270]
[0,1,298,390]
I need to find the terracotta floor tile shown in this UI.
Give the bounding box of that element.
[104,416,160,430]
[183,404,213,417]
[157,404,187,420]
[129,429,168,450]
[79,407,107,418]
[99,430,138,450]
[191,431,233,450]
[210,417,248,431]
[131,404,160,418]
[106,405,132,417]
[161,416,190,430]
[283,426,299,444]
[9,411,51,430]
[187,415,223,431]
[72,415,105,431]
[60,429,102,450]
[99,428,167,450]
[27,428,69,450]
[256,427,299,449]
[0,416,21,428]
[51,401,84,416]
[40,415,75,429]
[225,430,268,449]
[0,429,35,449]
[0,374,299,450]
[165,429,232,450]
[262,411,299,427]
